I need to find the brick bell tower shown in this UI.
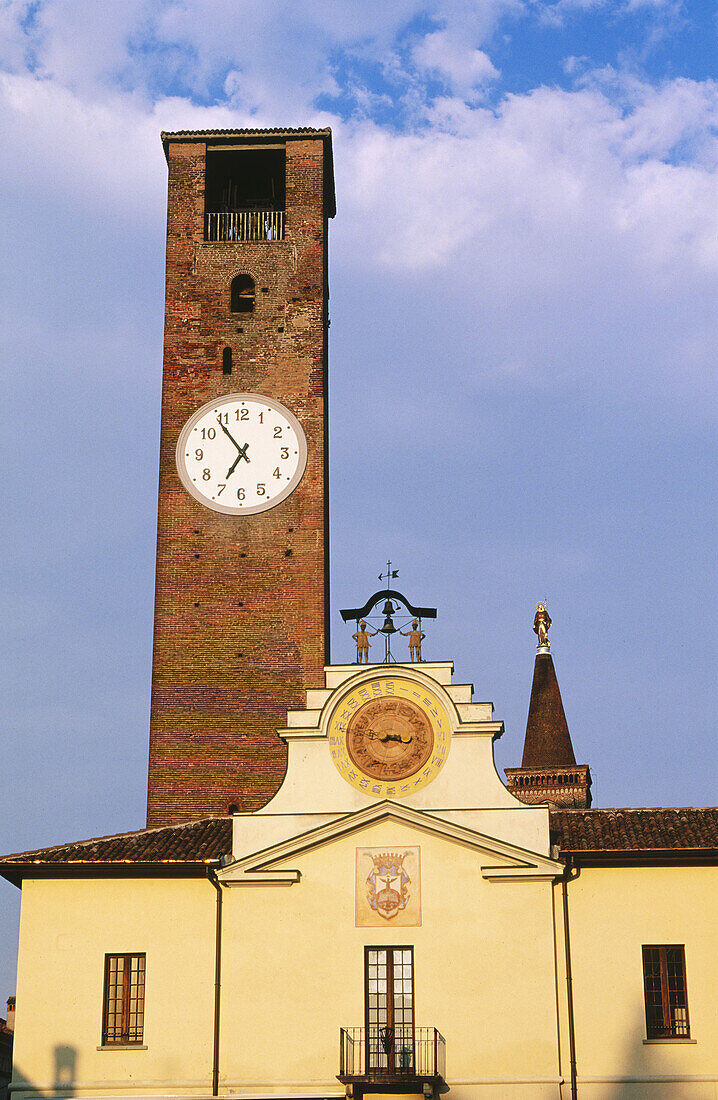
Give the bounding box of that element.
[146,128,335,827]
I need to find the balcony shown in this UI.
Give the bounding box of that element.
[339,1027,446,1097]
[205,209,285,242]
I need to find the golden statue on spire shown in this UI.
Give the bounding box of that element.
[533,603,551,648]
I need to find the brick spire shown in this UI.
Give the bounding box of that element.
[521,651,576,768]
[505,614,592,808]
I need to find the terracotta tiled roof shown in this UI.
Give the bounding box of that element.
[1,817,231,868]
[2,809,716,884]
[161,127,332,140]
[551,808,718,853]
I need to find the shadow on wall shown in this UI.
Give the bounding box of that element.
[54,1046,76,1092]
[10,1046,78,1100]
[583,1011,700,1100]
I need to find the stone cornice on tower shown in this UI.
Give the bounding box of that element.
[506,650,593,808]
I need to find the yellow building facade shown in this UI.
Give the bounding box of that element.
[4,660,717,1099]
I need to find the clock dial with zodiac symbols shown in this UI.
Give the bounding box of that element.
[328,675,451,798]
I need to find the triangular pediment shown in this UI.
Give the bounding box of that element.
[218,800,564,885]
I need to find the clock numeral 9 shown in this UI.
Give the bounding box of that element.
[256,483,266,497]
[280,447,289,459]
[195,448,203,461]
[202,468,211,481]
[237,488,245,501]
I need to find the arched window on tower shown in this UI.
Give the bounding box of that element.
[230,274,256,313]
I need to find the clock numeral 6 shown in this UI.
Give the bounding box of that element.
[256,483,266,496]
[237,488,245,501]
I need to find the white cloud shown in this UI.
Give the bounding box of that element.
[336,79,717,278]
[412,30,500,96]
[1,40,715,418]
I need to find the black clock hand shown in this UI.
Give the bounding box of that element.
[217,417,243,452]
[226,453,241,478]
[226,442,250,478]
[217,418,251,477]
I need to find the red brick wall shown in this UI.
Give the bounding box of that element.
[146,136,331,827]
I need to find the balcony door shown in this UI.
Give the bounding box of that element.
[365,947,414,1074]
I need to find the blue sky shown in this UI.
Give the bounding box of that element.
[0,0,716,1000]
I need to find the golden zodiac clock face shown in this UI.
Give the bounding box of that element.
[328,676,451,798]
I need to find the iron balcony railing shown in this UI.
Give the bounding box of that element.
[339,1027,446,1082]
[205,209,285,242]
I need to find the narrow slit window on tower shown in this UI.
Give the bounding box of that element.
[222,347,232,375]
[231,275,255,313]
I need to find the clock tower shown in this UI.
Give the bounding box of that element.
[146,128,335,827]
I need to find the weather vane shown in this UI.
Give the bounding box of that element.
[340,563,437,664]
[378,560,399,584]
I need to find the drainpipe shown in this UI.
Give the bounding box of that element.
[208,866,224,1097]
[562,859,578,1100]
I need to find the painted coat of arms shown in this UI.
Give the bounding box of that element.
[356,847,421,927]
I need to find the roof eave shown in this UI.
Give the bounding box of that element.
[0,859,220,888]
[561,847,718,867]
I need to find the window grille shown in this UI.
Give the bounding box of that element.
[365,947,414,1073]
[642,945,689,1039]
[102,953,145,1045]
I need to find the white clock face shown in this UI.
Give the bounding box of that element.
[176,393,307,515]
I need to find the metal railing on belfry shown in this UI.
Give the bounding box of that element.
[205,210,285,242]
